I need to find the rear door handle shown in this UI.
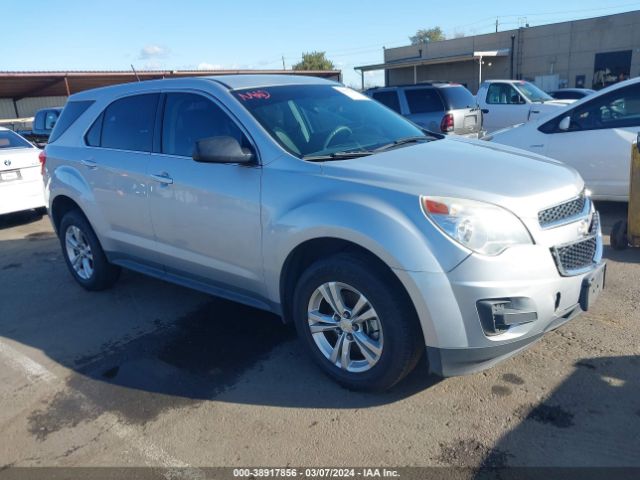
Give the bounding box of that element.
[80,159,97,169]
[150,172,173,185]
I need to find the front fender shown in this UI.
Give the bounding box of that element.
[262,191,470,304]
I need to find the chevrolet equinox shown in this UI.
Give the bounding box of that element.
[43,75,605,391]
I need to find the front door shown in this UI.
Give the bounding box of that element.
[483,83,530,132]
[544,83,640,199]
[147,92,264,298]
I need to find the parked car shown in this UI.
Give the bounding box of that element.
[365,83,482,137]
[0,127,45,215]
[477,80,571,133]
[547,88,595,101]
[485,77,640,201]
[18,107,63,147]
[43,75,604,391]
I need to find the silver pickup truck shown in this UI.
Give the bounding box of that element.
[43,75,605,391]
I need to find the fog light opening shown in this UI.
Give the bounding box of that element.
[477,298,538,336]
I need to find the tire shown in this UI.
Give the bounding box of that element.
[293,253,424,391]
[59,209,120,290]
[610,220,628,251]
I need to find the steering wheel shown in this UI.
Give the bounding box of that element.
[323,125,353,150]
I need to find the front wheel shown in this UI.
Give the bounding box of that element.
[293,253,424,391]
[59,210,120,290]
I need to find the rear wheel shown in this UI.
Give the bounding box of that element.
[59,210,120,290]
[610,220,628,250]
[293,253,423,391]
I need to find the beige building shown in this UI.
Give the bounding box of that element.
[356,11,640,93]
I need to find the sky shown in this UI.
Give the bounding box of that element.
[3,0,640,88]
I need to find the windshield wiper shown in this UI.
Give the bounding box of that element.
[302,151,373,162]
[373,136,431,153]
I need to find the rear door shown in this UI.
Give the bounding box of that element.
[403,87,445,132]
[482,83,530,132]
[146,91,264,297]
[82,93,159,260]
[542,83,640,199]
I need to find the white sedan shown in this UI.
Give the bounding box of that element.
[485,77,640,201]
[0,127,46,215]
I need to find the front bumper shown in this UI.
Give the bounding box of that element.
[395,213,604,377]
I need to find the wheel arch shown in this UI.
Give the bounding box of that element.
[278,237,421,335]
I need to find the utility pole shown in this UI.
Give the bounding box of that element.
[282,56,286,70]
[495,17,499,33]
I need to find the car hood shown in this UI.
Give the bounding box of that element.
[320,137,583,220]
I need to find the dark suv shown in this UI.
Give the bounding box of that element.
[365,83,482,137]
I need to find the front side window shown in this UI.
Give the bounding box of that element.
[101,94,159,152]
[233,85,428,158]
[161,93,246,157]
[541,84,640,133]
[405,88,445,113]
[569,84,640,131]
[486,84,524,105]
[371,91,401,113]
[0,130,33,149]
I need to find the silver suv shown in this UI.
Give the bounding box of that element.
[365,83,482,137]
[43,75,605,391]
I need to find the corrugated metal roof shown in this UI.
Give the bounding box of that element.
[0,69,341,99]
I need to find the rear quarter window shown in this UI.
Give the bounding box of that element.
[439,86,476,109]
[404,88,445,113]
[48,101,94,143]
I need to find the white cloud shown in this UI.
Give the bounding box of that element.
[197,62,224,70]
[139,44,169,59]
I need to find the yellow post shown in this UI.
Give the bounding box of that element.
[629,142,640,247]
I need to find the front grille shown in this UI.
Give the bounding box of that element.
[551,212,600,276]
[538,195,587,228]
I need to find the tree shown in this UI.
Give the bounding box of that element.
[292,51,335,70]
[409,27,446,45]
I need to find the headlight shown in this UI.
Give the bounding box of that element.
[420,196,532,255]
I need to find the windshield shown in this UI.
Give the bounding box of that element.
[0,130,33,149]
[513,81,554,103]
[232,85,431,159]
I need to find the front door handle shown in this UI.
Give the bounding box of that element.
[80,159,97,169]
[150,172,173,185]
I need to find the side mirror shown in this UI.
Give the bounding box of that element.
[193,136,255,164]
[558,116,571,131]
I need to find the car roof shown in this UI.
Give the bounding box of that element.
[69,74,339,101]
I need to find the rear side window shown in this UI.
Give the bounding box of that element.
[372,91,401,113]
[161,92,246,157]
[101,94,159,152]
[405,88,445,113]
[48,101,93,143]
[439,86,476,109]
